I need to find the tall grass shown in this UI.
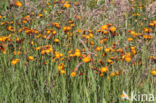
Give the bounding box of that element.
[0,0,156,103]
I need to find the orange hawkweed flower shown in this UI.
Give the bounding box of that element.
[143,35,152,39]
[143,28,152,33]
[71,72,76,77]
[28,56,34,60]
[8,26,14,32]
[15,1,22,7]
[63,26,71,32]
[125,57,131,62]
[58,63,64,70]
[101,25,108,30]
[110,26,116,33]
[110,72,115,77]
[151,69,156,76]
[82,56,91,63]
[95,46,101,51]
[54,38,60,43]
[101,67,108,73]
[60,70,66,74]
[115,71,120,75]
[11,59,19,65]
[127,38,133,42]
[104,48,110,53]
[74,49,81,57]
[0,36,8,42]
[63,2,70,8]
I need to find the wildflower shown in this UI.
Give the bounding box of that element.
[101,25,108,30]
[149,22,154,27]
[104,48,110,53]
[71,72,76,77]
[8,26,14,32]
[101,67,108,73]
[129,30,137,37]
[102,31,108,35]
[74,1,80,6]
[131,49,136,55]
[77,29,82,33]
[107,59,113,64]
[15,1,22,7]
[82,56,91,63]
[63,26,71,32]
[54,38,60,43]
[63,2,70,8]
[0,44,6,54]
[95,46,101,51]
[0,36,8,42]
[58,63,64,70]
[28,56,34,61]
[100,73,104,77]
[37,14,43,18]
[110,26,116,33]
[110,72,115,77]
[52,22,61,28]
[74,49,81,57]
[11,59,19,65]
[75,15,81,20]
[13,51,21,55]
[121,91,130,100]
[151,70,156,76]
[52,30,57,35]
[125,57,131,62]
[60,70,66,74]
[143,35,152,39]
[143,28,152,33]
[127,38,133,42]
[115,71,120,75]
[116,48,123,53]
[90,41,94,45]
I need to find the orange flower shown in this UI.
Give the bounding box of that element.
[13,51,21,55]
[28,56,34,60]
[15,1,22,7]
[127,38,133,42]
[115,71,120,75]
[60,70,66,74]
[101,25,108,30]
[110,72,115,77]
[104,48,110,53]
[143,28,152,33]
[58,63,64,70]
[54,38,60,43]
[125,57,131,62]
[82,56,91,63]
[8,26,14,32]
[63,2,70,8]
[101,67,108,73]
[151,69,156,76]
[11,59,19,65]
[0,36,8,42]
[71,72,76,77]
[74,49,81,57]
[95,46,101,51]
[110,26,116,33]
[107,59,113,64]
[63,26,71,32]
[143,35,152,39]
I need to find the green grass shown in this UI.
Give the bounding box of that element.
[0,0,156,103]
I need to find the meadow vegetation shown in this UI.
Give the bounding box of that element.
[0,0,156,103]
